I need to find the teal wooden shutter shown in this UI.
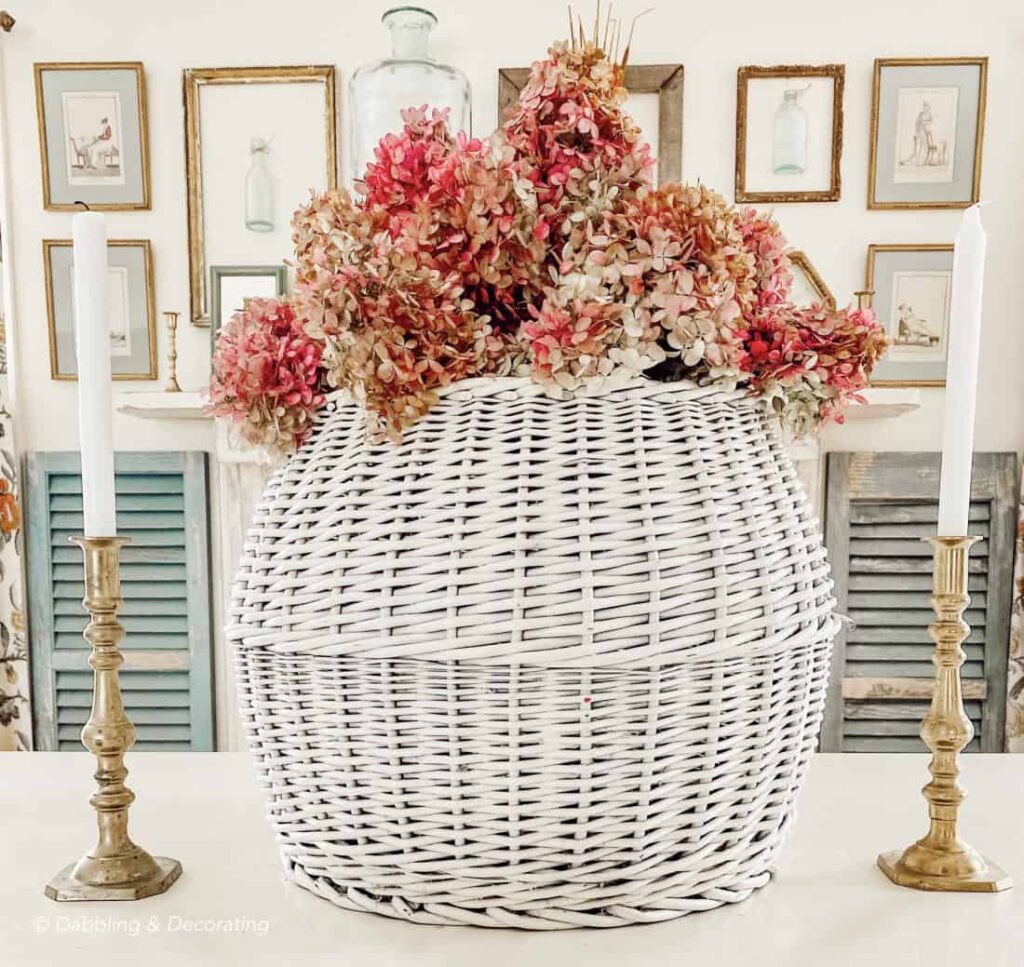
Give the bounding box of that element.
[822,452,1017,753]
[26,452,213,750]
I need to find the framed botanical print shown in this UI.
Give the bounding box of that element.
[498,64,684,183]
[788,251,835,308]
[210,264,287,342]
[34,62,151,211]
[735,65,844,203]
[866,244,953,386]
[183,65,338,326]
[868,58,987,210]
[44,239,157,381]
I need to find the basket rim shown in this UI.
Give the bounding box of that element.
[325,374,755,406]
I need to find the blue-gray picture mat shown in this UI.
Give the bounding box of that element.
[872,61,984,207]
[47,241,155,379]
[869,247,953,385]
[36,64,148,208]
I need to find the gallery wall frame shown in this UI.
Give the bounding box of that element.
[735,64,844,204]
[788,250,835,308]
[34,61,151,211]
[209,264,287,346]
[866,242,954,387]
[868,57,987,210]
[497,64,684,183]
[183,65,338,326]
[43,238,157,381]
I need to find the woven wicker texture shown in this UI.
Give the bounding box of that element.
[230,378,837,928]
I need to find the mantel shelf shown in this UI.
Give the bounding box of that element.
[116,391,209,420]
[843,387,922,420]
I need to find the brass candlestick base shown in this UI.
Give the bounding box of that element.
[877,536,1012,894]
[45,537,182,902]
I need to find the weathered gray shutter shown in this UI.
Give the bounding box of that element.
[26,452,213,750]
[822,452,1017,753]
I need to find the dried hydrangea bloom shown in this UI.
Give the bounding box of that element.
[207,298,325,456]
[739,302,888,432]
[737,207,793,311]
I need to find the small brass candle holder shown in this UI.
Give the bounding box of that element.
[45,537,182,901]
[855,289,874,311]
[878,536,1012,893]
[163,311,182,393]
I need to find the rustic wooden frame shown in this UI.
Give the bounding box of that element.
[183,65,338,326]
[866,242,954,387]
[789,250,835,308]
[497,64,684,183]
[735,64,844,204]
[868,57,987,211]
[822,451,1017,753]
[34,61,151,212]
[43,238,157,381]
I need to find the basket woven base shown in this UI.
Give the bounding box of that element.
[286,860,773,930]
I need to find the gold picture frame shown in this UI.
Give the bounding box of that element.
[789,250,835,308]
[44,239,158,382]
[735,64,844,204]
[34,61,151,211]
[183,65,338,326]
[866,242,954,387]
[868,57,987,211]
[498,64,684,183]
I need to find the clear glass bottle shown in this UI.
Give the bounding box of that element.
[349,6,471,185]
[772,88,808,175]
[245,137,274,233]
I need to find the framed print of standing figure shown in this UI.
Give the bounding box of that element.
[34,62,151,211]
[868,58,986,210]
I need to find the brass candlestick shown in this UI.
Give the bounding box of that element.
[164,311,182,393]
[855,289,874,311]
[45,537,182,901]
[878,536,1012,893]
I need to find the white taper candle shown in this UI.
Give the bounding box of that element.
[937,204,986,537]
[72,211,117,537]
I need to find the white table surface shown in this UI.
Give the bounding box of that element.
[2,752,1022,966]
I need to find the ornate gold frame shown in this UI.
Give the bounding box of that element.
[43,238,158,382]
[183,66,338,326]
[735,64,844,204]
[34,61,151,212]
[866,242,954,387]
[868,57,987,211]
[789,251,835,309]
[498,64,684,183]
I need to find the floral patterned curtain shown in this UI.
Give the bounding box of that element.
[0,270,29,750]
[1007,473,1024,752]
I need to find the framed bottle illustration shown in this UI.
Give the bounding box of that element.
[735,64,844,203]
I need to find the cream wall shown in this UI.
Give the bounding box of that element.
[2,0,1022,745]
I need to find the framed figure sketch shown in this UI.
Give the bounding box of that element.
[735,65,844,203]
[866,243,953,386]
[868,58,987,209]
[44,239,157,381]
[34,62,151,211]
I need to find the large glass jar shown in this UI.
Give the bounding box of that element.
[349,6,471,185]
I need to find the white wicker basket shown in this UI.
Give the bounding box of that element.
[229,378,837,929]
